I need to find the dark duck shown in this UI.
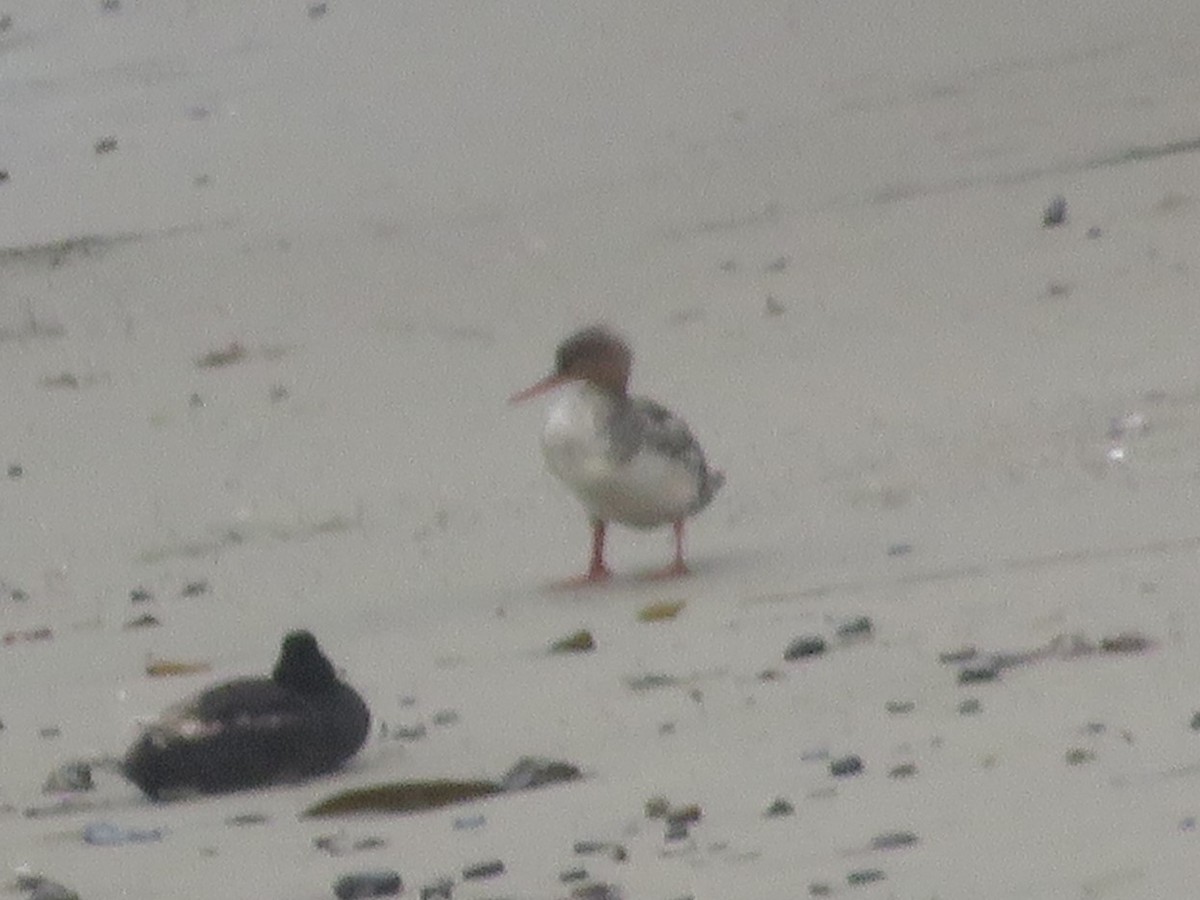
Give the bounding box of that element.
[123,630,370,799]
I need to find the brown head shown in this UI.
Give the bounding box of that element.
[510,325,632,402]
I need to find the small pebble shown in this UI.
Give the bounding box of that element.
[100,0,120,10]
[28,881,80,900]
[571,885,623,900]
[958,698,982,715]
[39,726,61,739]
[560,868,588,883]
[847,868,886,885]
[94,136,118,154]
[870,830,919,850]
[551,629,595,653]
[886,542,912,556]
[1043,194,1068,227]
[667,804,703,825]
[130,587,153,603]
[1099,632,1152,654]
[1086,226,1103,238]
[453,814,485,831]
[1065,747,1094,766]
[764,255,790,272]
[308,1,327,18]
[333,870,403,900]
[809,883,833,897]
[764,796,794,817]
[829,755,864,777]
[418,878,453,900]
[888,762,917,779]
[7,463,22,479]
[836,615,873,640]
[181,579,209,597]
[431,709,459,726]
[124,613,160,629]
[225,812,269,826]
[784,636,827,661]
[1190,711,1200,731]
[43,762,93,794]
[884,699,915,715]
[938,646,977,664]
[82,821,165,846]
[461,859,504,880]
[665,819,689,842]
[957,663,1000,684]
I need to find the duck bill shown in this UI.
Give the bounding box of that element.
[508,374,571,404]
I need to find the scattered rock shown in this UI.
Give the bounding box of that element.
[307,1,328,17]
[957,662,1000,684]
[888,762,917,779]
[958,697,982,715]
[665,819,689,842]
[418,879,453,900]
[886,542,912,556]
[644,796,670,818]
[1099,632,1153,654]
[551,629,595,653]
[870,830,918,850]
[43,762,93,794]
[1190,711,1200,731]
[847,868,886,885]
[1043,195,1068,227]
[836,616,873,641]
[571,884,623,900]
[196,342,246,368]
[829,755,863,778]
[764,295,786,316]
[938,646,977,664]
[560,868,589,882]
[461,859,504,880]
[15,873,79,900]
[809,883,833,896]
[498,756,582,792]
[333,870,403,900]
[784,636,827,661]
[130,587,153,603]
[638,600,686,622]
[667,803,703,825]
[764,796,794,817]
[219,811,268,827]
[124,613,160,629]
[82,821,165,846]
[93,136,118,155]
[1086,226,1103,239]
[624,673,678,692]
[38,726,61,739]
[314,832,387,856]
[453,814,485,830]
[431,709,459,726]
[144,657,211,677]
[3,626,52,645]
[1065,747,1094,766]
[764,255,790,272]
[7,463,22,478]
[380,722,426,741]
[884,700,915,715]
[181,579,209,597]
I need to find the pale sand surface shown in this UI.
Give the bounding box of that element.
[3,1,1200,897]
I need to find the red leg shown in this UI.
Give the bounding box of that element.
[553,520,612,588]
[645,520,690,580]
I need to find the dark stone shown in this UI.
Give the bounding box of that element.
[784,636,827,661]
[847,869,886,885]
[829,755,863,777]
[1042,195,1068,227]
[333,870,402,900]
[870,830,918,850]
[764,796,794,817]
[122,631,370,799]
[461,859,504,880]
[957,663,1000,684]
[836,616,873,640]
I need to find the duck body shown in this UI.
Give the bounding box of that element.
[542,381,721,528]
[123,631,370,800]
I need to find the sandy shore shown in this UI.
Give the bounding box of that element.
[3,1,1200,897]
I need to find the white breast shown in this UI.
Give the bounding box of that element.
[541,384,701,528]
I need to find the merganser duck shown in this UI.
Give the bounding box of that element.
[510,325,724,584]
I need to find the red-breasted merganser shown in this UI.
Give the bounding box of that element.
[510,325,724,584]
